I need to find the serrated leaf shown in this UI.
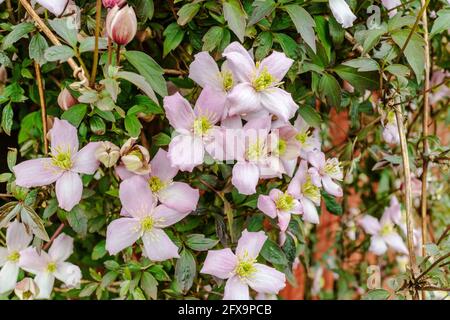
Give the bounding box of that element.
[343,58,380,72]
[177,3,201,26]
[141,272,158,300]
[202,26,224,52]
[334,65,379,93]
[44,45,75,62]
[175,249,196,293]
[66,206,88,236]
[79,37,108,53]
[29,34,49,66]
[392,30,425,82]
[319,74,341,108]
[248,0,276,26]
[61,104,88,127]
[2,22,35,50]
[49,18,78,47]
[285,4,316,52]
[298,105,322,127]
[223,0,247,42]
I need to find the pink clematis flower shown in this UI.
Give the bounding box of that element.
[329,0,357,28]
[35,0,69,16]
[200,230,286,300]
[381,0,402,18]
[19,234,82,299]
[106,175,189,261]
[163,86,226,172]
[0,221,33,294]
[13,119,100,211]
[307,151,343,197]
[189,52,236,119]
[359,209,409,256]
[223,42,298,122]
[382,111,400,145]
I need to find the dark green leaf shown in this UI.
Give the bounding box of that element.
[61,104,88,127]
[175,249,196,293]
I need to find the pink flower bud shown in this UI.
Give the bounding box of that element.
[57,88,78,111]
[106,5,137,46]
[14,278,39,300]
[102,0,126,9]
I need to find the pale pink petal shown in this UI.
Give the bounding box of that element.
[231,161,260,195]
[35,272,55,299]
[105,218,141,255]
[301,197,320,224]
[13,158,62,188]
[269,188,284,202]
[141,228,180,261]
[259,88,297,122]
[223,275,250,300]
[163,92,195,131]
[150,148,178,182]
[205,127,245,162]
[384,233,408,254]
[36,0,68,16]
[0,248,7,266]
[223,42,255,83]
[200,248,237,279]
[236,230,267,259]
[189,52,223,90]
[168,135,204,172]
[243,115,272,131]
[119,175,154,218]
[359,215,381,235]
[72,142,101,174]
[194,86,227,125]
[369,236,388,255]
[54,262,81,287]
[18,247,49,274]
[247,263,286,294]
[308,167,322,187]
[152,204,190,228]
[115,164,137,180]
[55,171,83,211]
[257,195,277,219]
[6,220,32,251]
[259,51,293,80]
[50,119,79,154]
[0,261,19,294]
[48,233,73,263]
[322,175,343,197]
[287,160,308,197]
[221,115,243,129]
[158,182,199,214]
[227,83,261,117]
[282,159,297,177]
[277,211,291,232]
[307,151,326,170]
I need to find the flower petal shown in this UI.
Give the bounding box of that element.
[36,0,69,16]
[189,52,223,90]
[227,83,261,117]
[50,118,79,155]
[150,148,178,182]
[359,215,381,235]
[106,218,141,255]
[232,161,260,195]
[236,230,267,260]
[13,158,62,188]
[257,195,277,219]
[158,182,199,214]
[200,248,237,279]
[168,135,204,172]
[0,248,7,266]
[259,88,297,122]
[322,175,343,197]
[18,247,50,274]
[329,0,357,28]
[277,211,291,232]
[142,228,180,261]
[301,197,320,224]
[48,233,73,263]
[247,263,286,294]
[163,92,195,131]
[35,272,55,299]
[55,171,83,211]
[307,151,326,170]
[260,51,293,80]
[223,42,255,83]
[6,220,32,251]
[119,175,155,218]
[54,262,81,287]
[72,142,101,174]
[153,204,190,228]
[0,261,19,294]
[223,275,250,300]
[369,236,388,255]
[384,233,408,255]
[194,86,227,125]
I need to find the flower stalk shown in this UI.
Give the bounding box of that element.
[34,61,48,154]
[90,0,102,87]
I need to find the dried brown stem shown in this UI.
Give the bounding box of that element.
[34,61,48,154]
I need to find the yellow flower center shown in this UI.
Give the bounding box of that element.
[235,252,256,279]
[141,216,155,232]
[246,139,264,161]
[7,251,20,262]
[222,71,234,91]
[275,193,295,211]
[302,177,320,203]
[47,262,57,273]
[148,176,165,193]
[51,151,73,170]
[387,111,396,124]
[324,159,341,177]
[128,149,144,161]
[380,223,394,236]
[276,139,287,156]
[253,67,275,91]
[193,116,212,136]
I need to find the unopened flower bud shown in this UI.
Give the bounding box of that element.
[120,138,150,174]
[57,88,78,111]
[14,278,39,300]
[103,0,126,9]
[95,141,120,168]
[106,5,137,46]
[0,65,7,84]
[35,0,69,16]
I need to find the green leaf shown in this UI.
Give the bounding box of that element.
[285,4,316,52]
[298,105,322,127]
[334,65,379,93]
[321,190,343,216]
[385,64,410,78]
[223,0,247,42]
[314,16,331,62]
[391,30,425,82]
[186,234,219,251]
[273,33,298,59]
[248,0,276,26]
[61,104,88,127]
[328,16,344,45]
[361,27,386,55]
[90,116,106,135]
[261,239,288,266]
[152,132,171,146]
[20,205,50,241]
[202,26,224,52]
[92,240,107,260]
[124,114,142,137]
[132,288,146,300]
[43,199,58,219]
[254,31,273,61]
[1,103,13,136]
[49,18,78,47]
[2,22,35,50]
[177,3,201,26]
[79,37,108,53]
[362,289,391,300]
[79,283,98,297]
[66,206,88,236]
[174,249,196,293]
[163,23,185,57]
[133,95,164,114]
[123,51,167,97]
[44,45,75,62]
[319,74,341,108]
[117,71,158,104]
[29,34,49,66]
[430,9,450,38]
[140,272,158,300]
[342,58,380,72]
